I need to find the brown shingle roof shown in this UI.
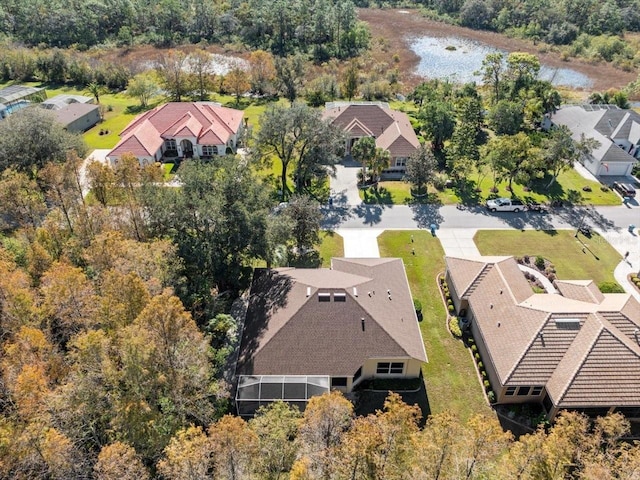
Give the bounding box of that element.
[323,102,420,159]
[236,258,427,377]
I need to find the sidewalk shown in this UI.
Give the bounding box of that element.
[595,227,640,301]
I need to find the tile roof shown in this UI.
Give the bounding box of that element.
[323,102,420,159]
[109,119,163,157]
[109,102,243,158]
[554,280,605,304]
[446,255,640,410]
[236,258,427,378]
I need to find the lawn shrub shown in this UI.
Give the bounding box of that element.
[535,256,545,270]
[598,281,625,293]
[448,304,454,312]
[483,380,490,389]
[487,391,496,403]
[471,345,477,353]
[413,299,422,312]
[449,316,462,338]
[475,353,480,361]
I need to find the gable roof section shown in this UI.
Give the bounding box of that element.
[551,105,639,164]
[108,119,162,157]
[324,102,420,157]
[447,254,640,410]
[236,258,427,378]
[109,102,243,158]
[554,280,605,304]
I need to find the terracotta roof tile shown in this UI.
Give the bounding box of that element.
[109,102,243,159]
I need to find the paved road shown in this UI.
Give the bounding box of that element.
[323,204,639,232]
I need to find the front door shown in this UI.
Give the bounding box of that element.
[180,139,194,158]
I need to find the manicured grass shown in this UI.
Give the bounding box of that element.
[360,169,620,207]
[360,182,416,204]
[474,230,622,286]
[318,231,344,267]
[378,230,493,421]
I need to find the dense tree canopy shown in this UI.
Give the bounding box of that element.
[0,0,369,58]
[0,108,87,174]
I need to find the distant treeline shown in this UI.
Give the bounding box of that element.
[0,0,369,60]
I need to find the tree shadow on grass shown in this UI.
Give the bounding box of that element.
[453,179,482,206]
[361,186,392,205]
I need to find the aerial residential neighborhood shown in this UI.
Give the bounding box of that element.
[1,1,640,478]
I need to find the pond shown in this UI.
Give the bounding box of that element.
[410,36,593,89]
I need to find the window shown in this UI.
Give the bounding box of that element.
[165,139,176,150]
[505,386,516,396]
[202,145,217,156]
[354,367,362,381]
[331,377,347,388]
[395,157,407,167]
[318,292,330,302]
[376,362,404,374]
[531,386,543,396]
[517,386,531,396]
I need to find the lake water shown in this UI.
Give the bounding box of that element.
[410,36,593,89]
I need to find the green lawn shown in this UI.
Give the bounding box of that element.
[378,230,493,421]
[360,182,434,205]
[318,231,344,267]
[360,168,620,207]
[474,230,622,286]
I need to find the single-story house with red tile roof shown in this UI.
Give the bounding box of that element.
[322,102,420,176]
[235,257,428,416]
[107,102,244,166]
[445,255,640,421]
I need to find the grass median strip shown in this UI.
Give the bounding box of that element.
[378,230,492,421]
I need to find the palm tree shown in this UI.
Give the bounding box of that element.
[369,147,390,184]
[86,82,106,104]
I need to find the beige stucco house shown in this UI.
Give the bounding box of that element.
[107,102,244,166]
[446,255,640,421]
[235,257,427,416]
[322,102,420,177]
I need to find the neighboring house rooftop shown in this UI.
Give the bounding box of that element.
[236,257,427,378]
[52,103,99,128]
[323,102,420,158]
[551,105,640,164]
[0,84,45,104]
[41,94,93,110]
[109,102,244,158]
[446,255,640,410]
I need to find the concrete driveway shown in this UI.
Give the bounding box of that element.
[330,158,362,206]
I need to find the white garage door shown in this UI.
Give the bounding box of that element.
[601,163,630,176]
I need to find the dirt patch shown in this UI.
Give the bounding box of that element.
[358,8,636,94]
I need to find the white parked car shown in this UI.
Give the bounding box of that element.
[486,197,526,212]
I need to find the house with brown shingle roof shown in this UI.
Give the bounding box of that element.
[322,102,420,177]
[107,102,244,166]
[235,257,428,416]
[445,255,640,421]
